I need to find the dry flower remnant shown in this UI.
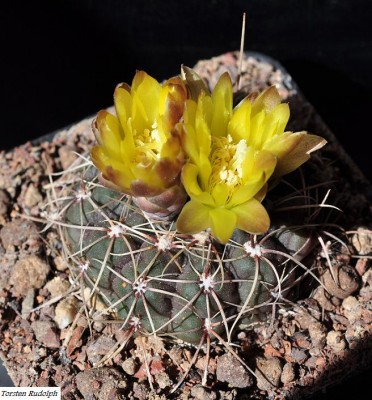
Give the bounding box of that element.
[91,71,188,219]
[176,71,326,243]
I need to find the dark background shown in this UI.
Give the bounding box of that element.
[0,0,371,396]
[1,0,371,181]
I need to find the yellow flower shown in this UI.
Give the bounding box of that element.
[176,73,277,243]
[91,71,188,198]
[176,72,326,243]
[233,85,326,178]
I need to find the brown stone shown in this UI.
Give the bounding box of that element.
[216,353,253,388]
[255,356,283,391]
[31,320,60,348]
[321,265,360,299]
[10,255,50,297]
[0,219,40,249]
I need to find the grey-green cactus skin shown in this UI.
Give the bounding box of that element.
[61,172,313,345]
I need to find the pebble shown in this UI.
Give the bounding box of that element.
[53,255,69,272]
[31,320,60,348]
[321,265,360,299]
[326,331,346,352]
[10,255,50,297]
[58,145,78,170]
[86,335,117,365]
[352,228,372,255]
[24,184,43,208]
[0,189,10,223]
[362,269,372,286]
[0,219,40,249]
[345,323,366,348]
[83,288,107,311]
[75,367,125,400]
[292,307,316,330]
[355,258,369,276]
[216,353,253,388]
[54,297,79,330]
[312,286,336,311]
[21,289,35,318]
[293,332,311,349]
[290,348,307,363]
[132,382,149,400]
[308,321,327,348]
[156,371,172,390]
[281,362,295,385]
[122,358,137,375]
[255,356,283,391]
[190,385,217,400]
[342,296,362,323]
[45,277,70,298]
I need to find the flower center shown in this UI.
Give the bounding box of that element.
[209,135,248,190]
[133,121,163,164]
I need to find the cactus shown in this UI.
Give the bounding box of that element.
[43,67,329,393]
[50,161,319,349]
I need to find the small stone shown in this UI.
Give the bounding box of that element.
[21,289,35,318]
[293,307,316,330]
[24,184,43,208]
[308,321,327,348]
[0,189,10,222]
[281,362,295,385]
[121,358,137,375]
[216,353,253,388]
[54,297,79,329]
[195,354,217,373]
[58,145,78,170]
[342,295,359,311]
[312,286,336,311]
[86,335,117,365]
[156,371,172,390]
[321,265,360,299]
[326,331,346,352]
[10,255,50,297]
[255,356,283,391]
[31,320,60,348]
[362,269,372,286]
[0,219,40,249]
[342,296,362,323]
[45,276,70,298]
[355,258,369,276]
[132,382,149,400]
[290,348,307,363]
[83,288,107,311]
[304,356,318,369]
[190,385,217,400]
[293,332,311,349]
[76,367,124,400]
[352,228,372,255]
[54,255,69,271]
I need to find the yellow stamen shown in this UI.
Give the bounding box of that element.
[209,135,248,193]
[133,120,164,164]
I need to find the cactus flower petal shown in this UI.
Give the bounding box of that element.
[209,208,237,243]
[264,131,327,177]
[176,200,211,234]
[234,198,270,234]
[247,85,326,177]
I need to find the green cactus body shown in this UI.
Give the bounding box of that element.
[59,167,314,346]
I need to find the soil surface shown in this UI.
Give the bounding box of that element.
[0,51,371,399]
